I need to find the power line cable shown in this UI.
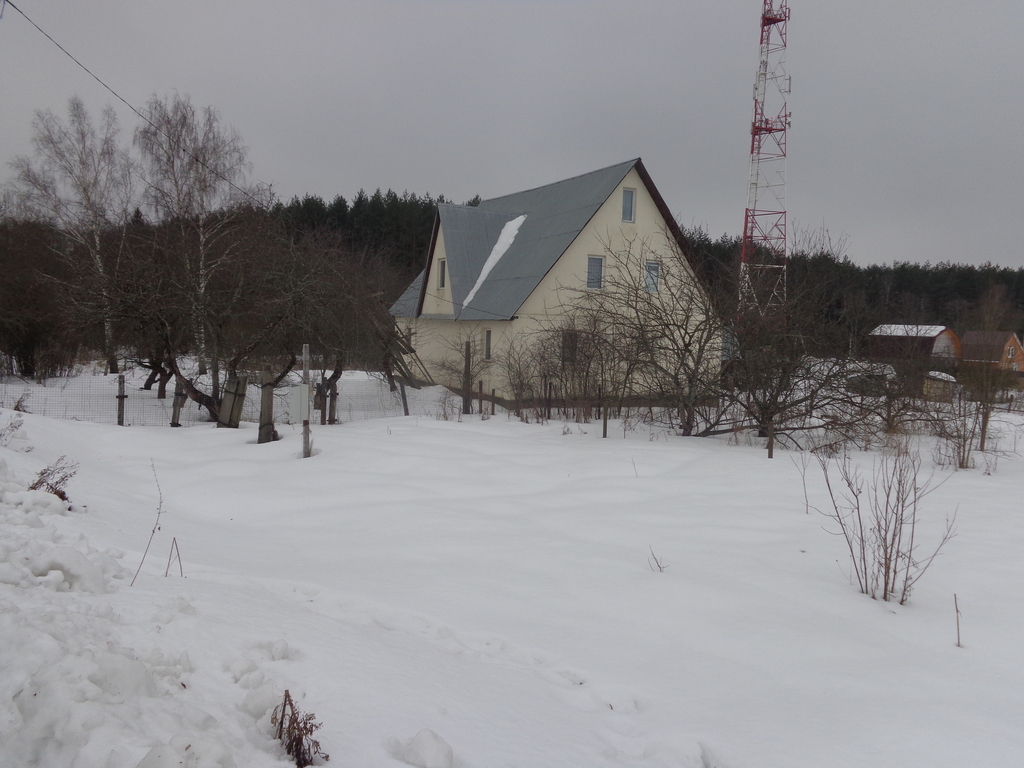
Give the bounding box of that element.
[3,0,262,207]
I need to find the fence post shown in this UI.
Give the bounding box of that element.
[478,380,484,416]
[316,380,327,425]
[117,374,126,426]
[217,376,248,428]
[258,368,275,443]
[302,344,311,458]
[170,383,186,427]
[399,380,409,416]
[328,380,339,424]
[462,341,472,414]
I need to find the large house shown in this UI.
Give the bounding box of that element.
[390,159,706,402]
[960,330,1024,374]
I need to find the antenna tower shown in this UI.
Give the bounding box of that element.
[740,0,791,314]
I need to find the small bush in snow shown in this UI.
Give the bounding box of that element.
[0,413,24,446]
[272,689,329,767]
[28,454,78,502]
[814,439,955,604]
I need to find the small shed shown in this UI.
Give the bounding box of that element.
[865,324,961,366]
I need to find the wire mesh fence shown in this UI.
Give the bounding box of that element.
[0,367,445,428]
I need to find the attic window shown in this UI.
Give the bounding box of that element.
[587,256,604,289]
[622,188,636,223]
[437,259,446,289]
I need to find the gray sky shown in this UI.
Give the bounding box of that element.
[2,0,1021,267]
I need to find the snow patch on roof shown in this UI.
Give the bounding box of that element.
[461,214,526,310]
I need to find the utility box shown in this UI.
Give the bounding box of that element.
[289,383,311,422]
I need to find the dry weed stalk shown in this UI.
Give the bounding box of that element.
[29,455,78,501]
[272,690,329,767]
[131,461,164,587]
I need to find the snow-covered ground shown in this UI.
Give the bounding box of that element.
[1,394,1023,767]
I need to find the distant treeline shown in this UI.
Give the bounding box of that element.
[276,193,1024,336]
[683,228,1024,338]
[274,189,480,277]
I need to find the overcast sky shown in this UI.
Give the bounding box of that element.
[2,0,1021,268]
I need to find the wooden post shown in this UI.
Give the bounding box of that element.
[170,383,186,427]
[462,341,472,414]
[258,369,275,443]
[117,374,126,426]
[546,381,553,420]
[328,380,339,424]
[399,380,410,416]
[478,380,484,416]
[316,379,327,426]
[491,389,495,416]
[302,344,311,458]
[217,377,248,428]
[603,400,609,438]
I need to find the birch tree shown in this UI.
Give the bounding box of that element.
[8,96,135,372]
[134,93,253,389]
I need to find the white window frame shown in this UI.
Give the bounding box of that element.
[622,188,636,223]
[437,259,446,289]
[587,256,604,289]
[644,261,660,293]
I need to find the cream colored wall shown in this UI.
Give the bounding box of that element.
[401,316,515,398]
[403,167,711,401]
[420,229,455,317]
[516,167,680,321]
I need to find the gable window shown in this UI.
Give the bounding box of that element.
[644,261,660,293]
[587,256,604,289]
[437,259,446,289]
[1008,347,1015,359]
[483,329,492,361]
[561,330,579,364]
[622,188,636,223]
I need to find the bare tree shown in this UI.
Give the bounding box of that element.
[726,270,863,458]
[572,234,724,434]
[134,93,255,391]
[7,97,135,372]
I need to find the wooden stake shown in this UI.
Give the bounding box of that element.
[116,374,126,426]
[302,344,311,458]
[954,593,962,648]
[258,368,275,443]
[170,383,186,427]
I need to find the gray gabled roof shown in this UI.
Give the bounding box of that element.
[393,158,670,321]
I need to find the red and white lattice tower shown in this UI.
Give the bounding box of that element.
[740,0,791,314]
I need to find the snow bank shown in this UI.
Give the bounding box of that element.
[0,428,280,768]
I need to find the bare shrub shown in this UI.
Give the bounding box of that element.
[28,455,78,502]
[272,690,330,767]
[814,440,955,604]
[13,391,31,412]
[0,413,24,446]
